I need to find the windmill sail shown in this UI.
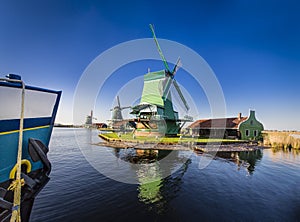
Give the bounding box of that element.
[172,57,182,74]
[117,95,121,107]
[149,24,171,72]
[162,57,182,99]
[173,80,190,112]
[162,77,173,99]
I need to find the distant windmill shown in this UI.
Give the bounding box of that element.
[110,96,131,121]
[130,24,191,136]
[85,110,97,128]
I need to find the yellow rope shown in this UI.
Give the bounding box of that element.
[8,179,25,191]
[10,80,25,222]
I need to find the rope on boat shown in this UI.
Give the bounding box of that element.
[9,80,25,222]
[8,179,25,192]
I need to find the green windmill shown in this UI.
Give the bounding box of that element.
[130,24,190,137]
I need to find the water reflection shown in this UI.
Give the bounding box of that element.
[269,147,300,165]
[112,148,191,213]
[137,162,163,204]
[138,158,191,214]
[271,147,300,156]
[195,149,263,174]
[113,148,170,164]
[238,150,263,173]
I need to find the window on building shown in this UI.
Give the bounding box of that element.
[245,129,249,137]
[250,120,253,125]
[254,130,258,137]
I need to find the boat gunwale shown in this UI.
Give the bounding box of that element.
[0,81,62,95]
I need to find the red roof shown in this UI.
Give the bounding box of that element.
[188,116,248,129]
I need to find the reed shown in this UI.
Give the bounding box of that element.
[263,131,300,149]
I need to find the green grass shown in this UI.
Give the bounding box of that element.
[99,132,245,144]
[102,132,119,139]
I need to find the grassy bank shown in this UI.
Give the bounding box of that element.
[99,132,246,144]
[263,131,300,149]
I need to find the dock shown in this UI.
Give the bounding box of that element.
[194,144,264,153]
[95,136,263,152]
[95,141,193,151]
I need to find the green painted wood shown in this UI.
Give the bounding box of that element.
[141,70,165,107]
[239,110,264,140]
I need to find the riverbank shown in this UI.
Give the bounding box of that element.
[263,131,300,149]
[97,133,261,152]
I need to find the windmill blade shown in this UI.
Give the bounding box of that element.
[162,58,182,99]
[173,80,190,112]
[117,96,121,107]
[149,24,171,72]
[172,57,182,75]
[162,76,173,100]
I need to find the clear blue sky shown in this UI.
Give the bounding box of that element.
[1,0,299,130]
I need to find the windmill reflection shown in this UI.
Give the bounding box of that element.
[135,150,191,213]
[112,148,191,212]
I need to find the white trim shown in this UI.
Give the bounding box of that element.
[245,129,250,137]
[254,129,258,137]
[0,86,57,120]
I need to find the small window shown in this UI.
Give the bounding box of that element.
[254,130,258,137]
[245,129,249,137]
[250,120,253,125]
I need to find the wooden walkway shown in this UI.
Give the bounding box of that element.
[95,141,263,152]
[96,141,193,151]
[194,144,263,152]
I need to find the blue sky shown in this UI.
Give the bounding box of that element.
[1,0,299,130]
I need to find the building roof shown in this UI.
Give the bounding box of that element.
[188,115,248,129]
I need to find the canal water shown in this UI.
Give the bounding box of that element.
[31,128,300,221]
